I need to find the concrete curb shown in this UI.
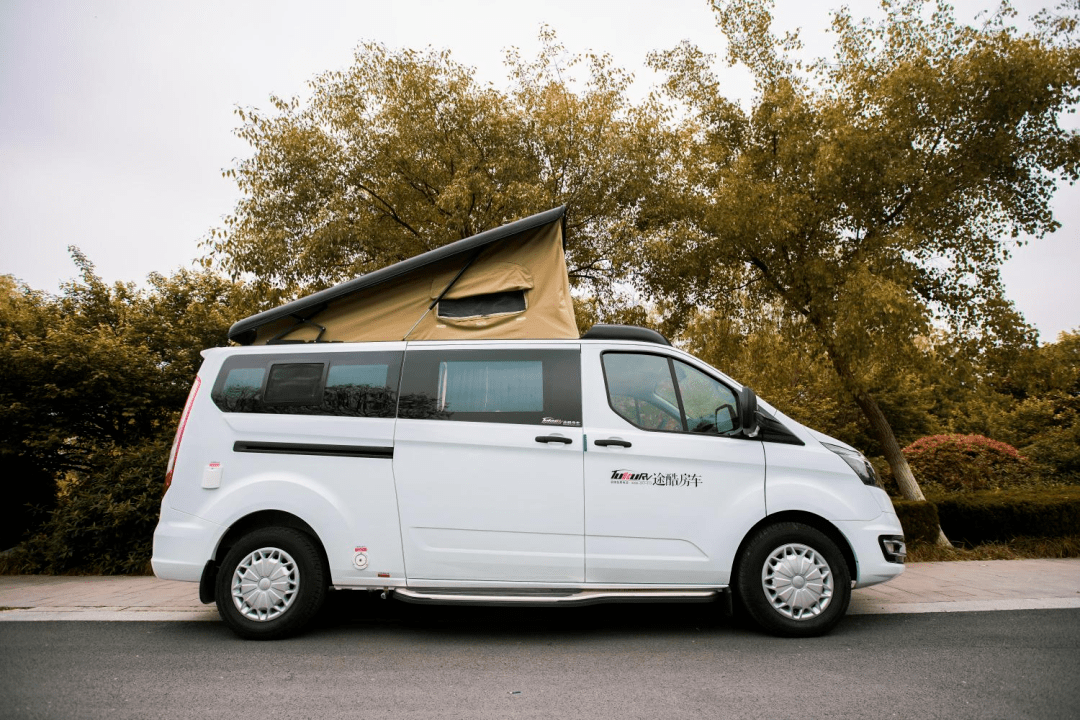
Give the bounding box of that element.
[849,597,1080,615]
[0,608,220,622]
[4,599,1080,622]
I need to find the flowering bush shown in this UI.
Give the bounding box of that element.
[903,434,1028,493]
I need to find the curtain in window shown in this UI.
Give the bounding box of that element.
[438,361,543,412]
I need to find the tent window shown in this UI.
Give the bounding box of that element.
[438,290,526,319]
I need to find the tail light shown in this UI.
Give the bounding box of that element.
[165,376,201,492]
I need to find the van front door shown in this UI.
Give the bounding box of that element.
[582,346,766,585]
[393,344,584,584]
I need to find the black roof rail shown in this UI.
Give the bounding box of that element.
[580,324,671,346]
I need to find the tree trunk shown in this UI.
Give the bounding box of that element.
[849,387,952,548]
[811,327,953,549]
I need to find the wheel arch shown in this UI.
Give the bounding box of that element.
[731,510,858,587]
[198,510,331,604]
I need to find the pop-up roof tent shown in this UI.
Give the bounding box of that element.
[228,206,578,345]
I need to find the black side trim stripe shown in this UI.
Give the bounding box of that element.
[233,441,393,459]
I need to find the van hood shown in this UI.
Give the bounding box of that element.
[804,427,859,453]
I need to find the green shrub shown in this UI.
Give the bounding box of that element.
[0,434,170,575]
[1011,395,1080,483]
[893,500,940,544]
[933,488,1080,544]
[903,434,1030,493]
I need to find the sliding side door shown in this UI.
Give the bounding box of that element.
[393,343,584,584]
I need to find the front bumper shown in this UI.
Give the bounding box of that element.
[835,511,906,588]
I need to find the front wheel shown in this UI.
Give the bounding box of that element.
[735,522,851,637]
[215,527,327,640]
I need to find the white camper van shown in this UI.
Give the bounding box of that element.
[152,209,905,639]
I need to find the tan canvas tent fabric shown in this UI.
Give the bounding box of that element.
[228,207,578,345]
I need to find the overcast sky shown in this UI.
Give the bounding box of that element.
[2,0,1076,341]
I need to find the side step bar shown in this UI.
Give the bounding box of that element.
[391,588,721,607]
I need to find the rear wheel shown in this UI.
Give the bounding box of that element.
[735,522,851,637]
[215,527,327,640]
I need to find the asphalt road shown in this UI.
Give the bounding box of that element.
[1,596,1077,720]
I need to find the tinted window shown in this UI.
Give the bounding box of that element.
[399,348,580,426]
[212,351,402,417]
[602,352,738,435]
[323,361,396,417]
[438,360,543,412]
[219,367,265,412]
[264,363,324,405]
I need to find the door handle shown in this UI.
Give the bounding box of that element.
[594,438,632,448]
[535,435,573,444]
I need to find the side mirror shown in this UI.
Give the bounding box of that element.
[737,386,760,438]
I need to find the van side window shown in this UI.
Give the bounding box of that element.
[602,352,738,435]
[212,352,402,417]
[602,353,683,431]
[675,360,739,434]
[264,363,324,405]
[438,360,543,412]
[322,361,397,417]
[219,367,265,412]
[398,348,580,426]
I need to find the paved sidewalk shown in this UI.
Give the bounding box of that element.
[0,575,218,621]
[0,558,1077,621]
[847,558,1080,615]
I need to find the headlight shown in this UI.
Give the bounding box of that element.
[821,442,879,487]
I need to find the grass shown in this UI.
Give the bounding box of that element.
[906,535,1080,562]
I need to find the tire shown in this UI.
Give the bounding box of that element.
[215,527,327,640]
[735,522,851,638]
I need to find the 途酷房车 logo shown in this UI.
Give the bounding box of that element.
[610,469,703,487]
